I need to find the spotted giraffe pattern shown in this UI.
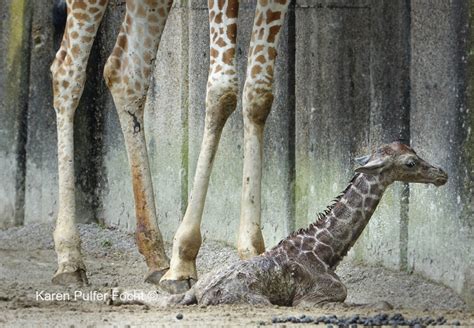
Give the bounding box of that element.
[268,173,389,272]
[128,142,445,306]
[50,0,174,285]
[52,0,108,113]
[162,0,292,292]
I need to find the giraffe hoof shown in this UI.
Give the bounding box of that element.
[52,268,88,286]
[159,278,196,294]
[144,268,169,285]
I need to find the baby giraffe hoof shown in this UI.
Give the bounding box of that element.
[159,278,196,294]
[144,268,169,285]
[52,269,88,286]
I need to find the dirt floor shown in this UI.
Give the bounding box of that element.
[0,223,472,327]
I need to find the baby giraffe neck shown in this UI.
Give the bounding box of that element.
[269,173,390,270]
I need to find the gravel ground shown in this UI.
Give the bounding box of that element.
[0,223,472,327]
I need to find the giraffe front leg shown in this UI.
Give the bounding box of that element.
[104,0,173,284]
[50,0,109,285]
[160,0,239,293]
[238,0,290,259]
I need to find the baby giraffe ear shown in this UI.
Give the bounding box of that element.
[355,157,387,175]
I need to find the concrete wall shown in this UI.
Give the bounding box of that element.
[0,0,472,306]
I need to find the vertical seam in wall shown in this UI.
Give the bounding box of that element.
[287,0,296,235]
[399,0,412,272]
[14,0,33,227]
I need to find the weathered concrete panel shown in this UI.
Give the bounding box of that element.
[24,0,60,225]
[409,0,474,307]
[294,1,371,235]
[0,0,31,228]
[350,0,411,271]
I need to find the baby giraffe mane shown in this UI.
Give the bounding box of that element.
[275,173,361,246]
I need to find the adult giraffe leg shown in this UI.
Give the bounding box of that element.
[160,0,239,293]
[104,0,173,284]
[50,0,108,285]
[238,0,290,259]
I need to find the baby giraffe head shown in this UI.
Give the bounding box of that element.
[354,141,448,186]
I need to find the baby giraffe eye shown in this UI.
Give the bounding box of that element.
[406,161,416,168]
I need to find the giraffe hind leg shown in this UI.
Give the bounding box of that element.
[104,0,175,284]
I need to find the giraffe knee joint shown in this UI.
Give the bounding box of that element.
[243,88,274,126]
[205,86,238,131]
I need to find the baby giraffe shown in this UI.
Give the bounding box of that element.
[111,142,448,306]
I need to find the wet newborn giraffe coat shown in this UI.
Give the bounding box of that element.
[114,142,448,306]
[178,143,448,306]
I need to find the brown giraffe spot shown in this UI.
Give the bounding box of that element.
[70,31,79,39]
[137,5,147,18]
[82,36,92,43]
[144,37,152,48]
[258,27,265,39]
[158,7,166,17]
[216,37,226,47]
[143,67,151,79]
[222,48,235,64]
[64,54,72,65]
[149,25,161,35]
[72,11,89,21]
[143,51,152,64]
[276,0,288,4]
[259,0,268,6]
[266,9,281,24]
[149,13,160,23]
[62,80,70,88]
[126,14,132,26]
[85,25,95,33]
[254,45,264,54]
[214,13,223,24]
[210,47,219,58]
[217,0,225,10]
[210,27,215,34]
[251,65,262,79]
[226,0,238,18]
[268,25,281,43]
[268,46,277,60]
[255,55,265,64]
[209,0,214,9]
[135,80,142,91]
[72,1,87,10]
[89,7,100,14]
[71,44,81,57]
[145,0,158,6]
[266,65,273,77]
[255,12,264,26]
[99,0,107,6]
[225,69,236,76]
[90,0,97,4]
[209,10,215,22]
[227,23,237,42]
[112,46,123,58]
[214,65,222,73]
[118,34,127,50]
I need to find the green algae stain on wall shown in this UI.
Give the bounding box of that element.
[7,0,27,70]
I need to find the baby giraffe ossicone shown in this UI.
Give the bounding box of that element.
[111,142,448,307]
